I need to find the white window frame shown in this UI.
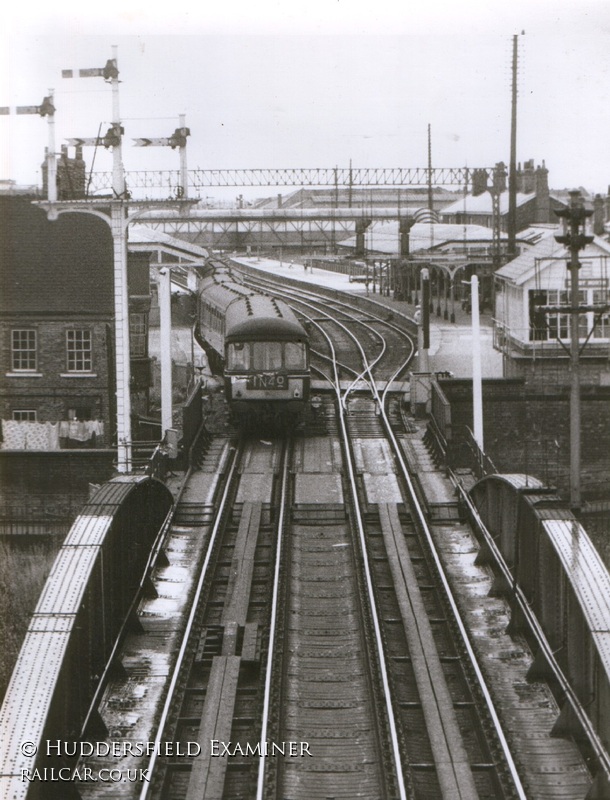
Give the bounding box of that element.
[66,329,92,373]
[11,329,37,372]
[129,312,148,357]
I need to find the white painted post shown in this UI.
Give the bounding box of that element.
[108,47,132,472]
[111,45,125,199]
[111,205,132,472]
[471,275,484,450]
[158,269,173,436]
[419,268,430,372]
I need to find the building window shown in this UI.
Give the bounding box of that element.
[12,410,37,422]
[130,313,147,357]
[66,330,92,372]
[529,289,589,342]
[592,290,610,340]
[67,405,93,421]
[11,329,37,371]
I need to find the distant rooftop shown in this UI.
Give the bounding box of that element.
[441,191,536,216]
[0,180,40,196]
[339,220,501,255]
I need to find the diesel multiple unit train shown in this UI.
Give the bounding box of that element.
[196,259,311,428]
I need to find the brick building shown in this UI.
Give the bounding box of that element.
[439,160,563,230]
[0,191,114,448]
[0,189,153,451]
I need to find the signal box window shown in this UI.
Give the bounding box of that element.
[11,329,37,371]
[66,330,92,372]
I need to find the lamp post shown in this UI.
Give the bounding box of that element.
[554,190,593,510]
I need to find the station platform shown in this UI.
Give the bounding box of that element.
[231,256,504,380]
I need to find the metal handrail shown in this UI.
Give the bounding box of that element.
[453,474,610,786]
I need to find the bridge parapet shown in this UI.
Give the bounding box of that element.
[463,473,610,792]
[0,476,173,799]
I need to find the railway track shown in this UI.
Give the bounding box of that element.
[75,267,594,798]
[236,270,528,796]
[143,437,287,800]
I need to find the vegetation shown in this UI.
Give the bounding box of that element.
[0,537,61,702]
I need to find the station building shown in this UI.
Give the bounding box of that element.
[439,160,559,229]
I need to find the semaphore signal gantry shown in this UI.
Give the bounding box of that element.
[7,47,198,473]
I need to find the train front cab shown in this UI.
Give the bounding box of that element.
[224,334,310,427]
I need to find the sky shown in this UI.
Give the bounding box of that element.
[1,1,610,201]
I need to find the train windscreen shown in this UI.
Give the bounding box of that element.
[227,341,307,371]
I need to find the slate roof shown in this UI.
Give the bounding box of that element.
[495,234,610,286]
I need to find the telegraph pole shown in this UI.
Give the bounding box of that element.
[427,124,434,214]
[554,190,593,510]
[507,34,519,257]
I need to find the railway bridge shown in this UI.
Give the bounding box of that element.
[0,476,173,799]
[2,267,610,798]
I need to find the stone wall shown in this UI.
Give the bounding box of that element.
[438,378,610,500]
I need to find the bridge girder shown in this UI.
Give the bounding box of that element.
[85,165,488,195]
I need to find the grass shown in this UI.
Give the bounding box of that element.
[0,536,62,702]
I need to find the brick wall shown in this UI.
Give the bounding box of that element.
[0,450,116,513]
[0,320,112,436]
[439,378,610,500]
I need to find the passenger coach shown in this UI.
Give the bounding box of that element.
[196,263,310,428]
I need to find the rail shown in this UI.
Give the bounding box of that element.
[376,355,528,798]
[256,441,291,799]
[139,442,242,800]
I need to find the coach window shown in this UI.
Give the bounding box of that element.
[284,342,306,369]
[227,342,250,370]
[252,342,282,370]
